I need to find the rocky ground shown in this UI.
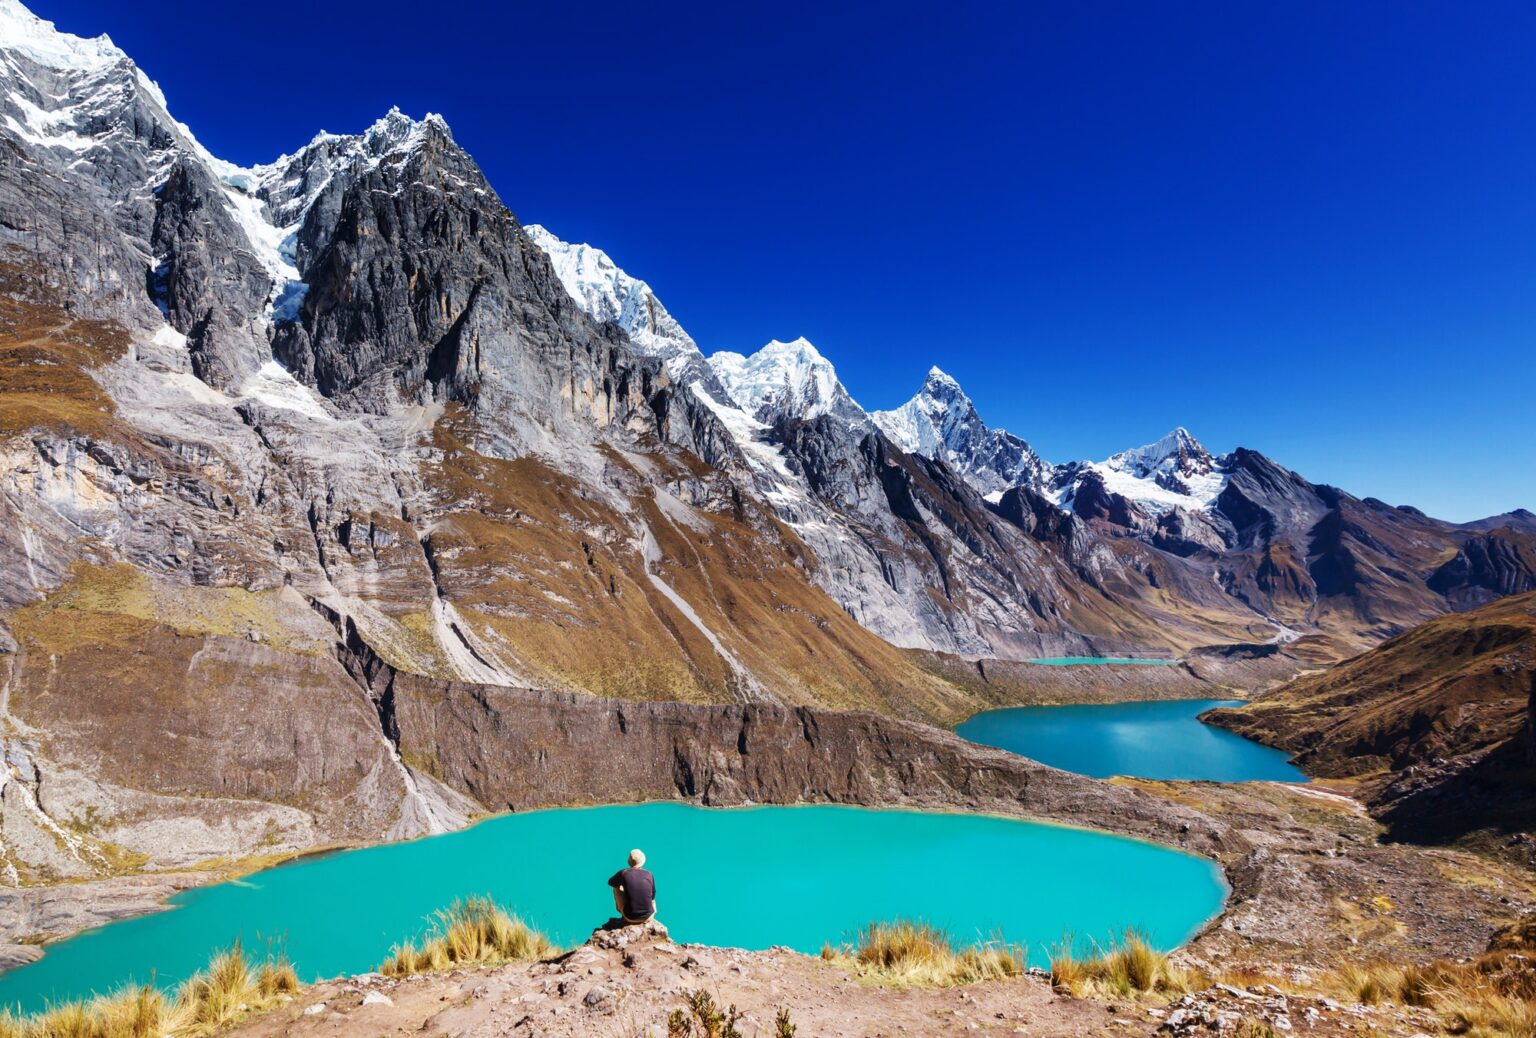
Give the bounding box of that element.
[223,919,1440,1038]
[1128,780,1536,967]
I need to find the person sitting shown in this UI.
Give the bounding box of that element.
[607,848,656,925]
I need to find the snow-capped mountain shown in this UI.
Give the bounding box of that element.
[1051,427,1230,518]
[872,367,1050,495]
[708,337,868,426]
[523,225,728,399]
[6,0,1534,899]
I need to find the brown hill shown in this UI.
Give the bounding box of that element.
[1206,593,1536,845]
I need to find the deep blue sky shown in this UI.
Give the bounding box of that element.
[40,0,1536,520]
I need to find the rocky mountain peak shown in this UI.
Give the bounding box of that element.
[708,337,867,425]
[1107,427,1218,481]
[871,367,1047,496]
[360,106,450,151]
[922,365,964,396]
[0,0,123,73]
[0,0,197,178]
[1051,428,1229,521]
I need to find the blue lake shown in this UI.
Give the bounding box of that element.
[0,803,1226,1012]
[1025,657,1182,666]
[956,699,1307,782]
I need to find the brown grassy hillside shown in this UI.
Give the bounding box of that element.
[1206,592,1536,846]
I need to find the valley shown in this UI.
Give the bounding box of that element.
[0,2,1533,1036]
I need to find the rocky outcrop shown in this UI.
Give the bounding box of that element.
[148,156,272,387]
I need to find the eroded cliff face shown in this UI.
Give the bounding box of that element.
[325,628,1229,858]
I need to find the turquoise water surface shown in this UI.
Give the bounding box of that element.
[1025,657,1181,666]
[0,803,1225,1012]
[957,699,1307,782]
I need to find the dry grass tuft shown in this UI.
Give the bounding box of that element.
[381,896,556,978]
[1311,928,1536,1038]
[824,921,1025,988]
[1336,962,1390,1006]
[0,942,296,1038]
[1443,992,1536,1038]
[1049,931,1193,999]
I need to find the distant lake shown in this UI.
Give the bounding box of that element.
[1024,657,1181,666]
[0,803,1225,1013]
[957,699,1307,782]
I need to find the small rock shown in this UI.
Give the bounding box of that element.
[1161,1008,1192,1030]
[1216,984,1263,1002]
[301,1003,327,1017]
[361,991,392,1007]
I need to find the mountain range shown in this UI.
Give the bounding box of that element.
[1,0,1533,883]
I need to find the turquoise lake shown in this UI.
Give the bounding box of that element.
[1025,657,1182,666]
[956,699,1307,782]
[0,803,1225,1012]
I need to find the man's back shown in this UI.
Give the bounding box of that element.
[608,866,656,920]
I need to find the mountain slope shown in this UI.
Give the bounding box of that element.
[1206,592,1536,845]
[521,224,730,401]
[0,0,1531,889]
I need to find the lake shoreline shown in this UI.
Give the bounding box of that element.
[0,803,1229,1009]
[6,777,1531,1022]
[954,699,1307,782]
[3,675,1530,1009]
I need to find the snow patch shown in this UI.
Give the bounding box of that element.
[238,361,334,422]
[151,324,187,351]
[525,224,704,381]
[689,383,805,506]
[708,337,863,424]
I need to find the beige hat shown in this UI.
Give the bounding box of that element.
[628,848,646,867]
